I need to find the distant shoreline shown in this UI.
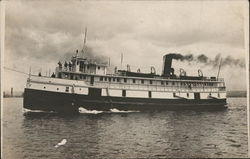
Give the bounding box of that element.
[226,91,247,98]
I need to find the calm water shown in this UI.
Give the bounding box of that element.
[3,98,248,158]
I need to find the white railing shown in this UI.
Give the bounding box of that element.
[93,81,225,93]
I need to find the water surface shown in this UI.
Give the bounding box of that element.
[3,98,248,158]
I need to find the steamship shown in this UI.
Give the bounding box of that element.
[23,51,227,113]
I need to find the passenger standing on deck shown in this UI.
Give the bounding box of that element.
[51,72,55,78]
[69,62,72,71]
[64,61,68,71]
[58,61,62,70]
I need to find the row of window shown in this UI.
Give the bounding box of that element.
[43,86,84,92]
[99,76,218,87]
[42,86,221,98]
[60,73,219,87]
[100,76,170,85]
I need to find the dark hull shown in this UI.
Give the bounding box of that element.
[23,88,227,113]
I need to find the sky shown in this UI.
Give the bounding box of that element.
[3,0,248,92]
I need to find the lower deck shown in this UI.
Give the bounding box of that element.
[23,88,227,113]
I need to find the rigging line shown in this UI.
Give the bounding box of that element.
[4,67,29,75]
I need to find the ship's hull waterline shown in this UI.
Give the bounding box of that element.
[23,88,227,113]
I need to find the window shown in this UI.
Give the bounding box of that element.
[124,78,127,83]
[166,81,168,85]
[194,93,200,99]
[113,78,116,82]
[117,78,120,82]
[218,93,220,98]
[148,91,152,98]
[44,86,46,89]
[82,75,86,79]
[133,79,136,83]
[141,79,144,84]
[150,80,153,84]
[65,87,69,92]
[98,66,100,70]
[109,77,111,82]
[161,81,164,85]
[105,77,107,81]
[100,77,103,81]
[122,90,126,97]
[187,93,189,98]
[173,92,176,97]
[172,82,175,85]
[57,88,59,90]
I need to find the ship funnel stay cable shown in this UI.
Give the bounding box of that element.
[4,67,29,75]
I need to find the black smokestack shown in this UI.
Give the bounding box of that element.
[162,54,179,76]
[162,53,195,76]
[162,54,172,76]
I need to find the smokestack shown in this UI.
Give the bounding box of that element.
[162,54,174,76]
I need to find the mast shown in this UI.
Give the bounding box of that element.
[217,58,222,80]
[82,27,87,57]
[121,52,123,70]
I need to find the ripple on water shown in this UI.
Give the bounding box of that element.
[2,98,248,158]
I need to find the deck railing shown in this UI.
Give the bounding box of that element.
[93,81,226,92]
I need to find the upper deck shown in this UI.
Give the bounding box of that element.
[45,53,226,93]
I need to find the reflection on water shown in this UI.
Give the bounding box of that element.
[3,98,248,158]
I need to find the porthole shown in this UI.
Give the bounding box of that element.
[65,87,69,92]
[44,86,46,89]
[57,88,59,90]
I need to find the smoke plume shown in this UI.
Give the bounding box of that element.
[169,53,245,68]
